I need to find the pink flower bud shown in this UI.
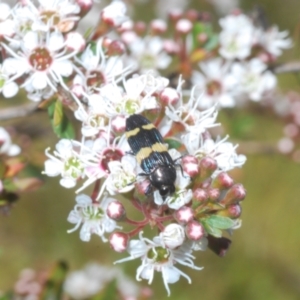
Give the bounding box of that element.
[118,20,133,32]
[102,37,112,49]
[107,201,126,220]
[76,0,93,17]
[185,220,205,241]
[186,9,199,21]
[150,19,167,34]
[134,21,147,35]
[219,184,246,206]
[107,40,126,56]
[121,31,137,44]
[163,39,180,54]
[228,204,242,218]
[199,157,217,178]
[168,9,183,22]
[208,188,220,202]
[176,19,192,34]
[65,32,86,52]
[111,115,126,133]
[200,157,217,170]
[109,232,129,253]
[181,155,199,177]
[101,1,127,27]
[159,87,180,106]
[193,188,208,203]
[135,179,151,196]
[217,204,242,219]
[174,206,194,224]
[213,172,234,189]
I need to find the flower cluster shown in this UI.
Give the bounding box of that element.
[8,262,151,300]
[115,9,291,110]
[0,0,252,296]
[192,11,292,108]
[270,91,300,162]
[42,69,246,294]
[0,0,128,101]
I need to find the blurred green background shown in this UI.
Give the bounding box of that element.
[1,0,300,299]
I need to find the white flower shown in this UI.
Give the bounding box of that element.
[115,232,202,296]
[73,39,129,97]
[0,63,19,98]
[258,25,292,57]
[155,188,193,210]
[65,32,85,52]
[231,58,277,101]
[43,139,84,188]
[74,95,108,137]
[126,35,171,73]
[219,14,253,33]
[75,133,129,195]
[192,58,237,108]
[219,14,255,60]
[67,194,120,242]
[160,224,185,249]
[0,2,15,38]
[2,30,77,100]
[64,263,140,300]
[101,74,159,116]
[164,83,219,135]
[0,127,21,156]
[64,269,103,300]
[139,72,169,95]
[183,132,246,175]
[101,0,128,27]
[106,155,136,195]
[18,0,81,32]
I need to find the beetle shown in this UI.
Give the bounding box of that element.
[125,114,178,197]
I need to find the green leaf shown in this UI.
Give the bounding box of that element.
[193,22,205,35]
[202,221,222,238]
[48,100,75,139]
[53,99,63,128]
[165,138,182,150]
[84,27,93,40]
[87,41,97,55]
[204,34,219,51]
[192,22,215,50]
[204,215,235,230]
[192,22,204,50]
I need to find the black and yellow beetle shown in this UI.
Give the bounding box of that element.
[125,114,178,197]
